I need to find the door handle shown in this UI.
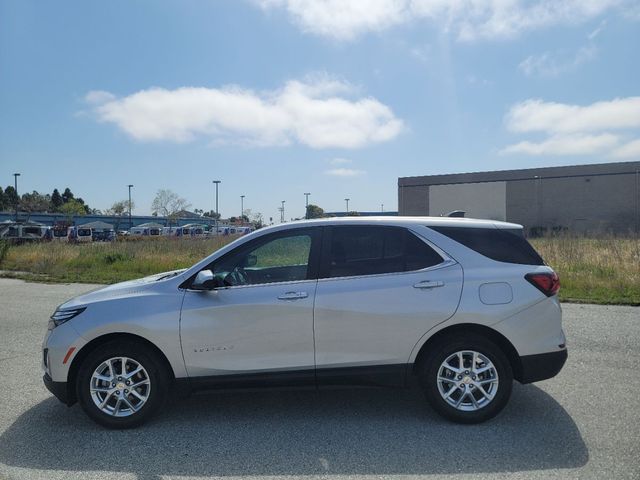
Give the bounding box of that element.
[278,291,309,300]
[413,280,445,289]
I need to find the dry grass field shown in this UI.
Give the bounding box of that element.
[530,236,640,305]
[1,235,638,305]
[0,237,234,284]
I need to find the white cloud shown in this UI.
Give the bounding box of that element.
[84,90,116,105]
[518,45,597,77]
[254,0,626,41]
[329,157,352,165]
[611,138,640,158]
[505,97,640,134]
[256,0,407,41]
[518,22,604,78]
[501,96,640,157]
[86,77,403,149]
[588,19,607,39]
[324,168,366,177]
[500,133,620,156]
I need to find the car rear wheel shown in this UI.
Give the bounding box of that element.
[76,341,169,428]
[420,334,513,423]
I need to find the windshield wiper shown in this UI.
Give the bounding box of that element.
[156,271,182,281]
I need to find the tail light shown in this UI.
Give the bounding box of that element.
[525,272,560,297]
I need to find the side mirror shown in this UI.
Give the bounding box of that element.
[244,254,258,268]
[191,270,219,290]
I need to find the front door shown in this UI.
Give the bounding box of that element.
[180,228,321,384]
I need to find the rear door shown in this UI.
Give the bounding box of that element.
[313,225,463,386]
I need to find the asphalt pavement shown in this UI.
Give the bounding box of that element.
[0,278,638,480]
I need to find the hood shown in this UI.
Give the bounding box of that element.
[59,269,187,309]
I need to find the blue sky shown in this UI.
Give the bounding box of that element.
[1,1,639,221]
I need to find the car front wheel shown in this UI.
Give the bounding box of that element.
[76,341,169,428]
[420,334,513,424]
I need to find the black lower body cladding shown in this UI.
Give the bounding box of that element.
[518,349,568,384]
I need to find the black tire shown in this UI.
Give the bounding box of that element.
[420,334,513,424]
[76,340,169,429]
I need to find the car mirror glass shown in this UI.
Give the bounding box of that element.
[192,270,216,290]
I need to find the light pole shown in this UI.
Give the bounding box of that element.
[534,175,541,231]
[13,173,20,221]
[213,180,221,234]
[304,192,310,219]
[344,198,350,213]
[281,200,286,223]
[381,203,384,213]
[127,184,134,230]
[240,195,245,224]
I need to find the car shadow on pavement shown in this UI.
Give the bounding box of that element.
[0,382,587,478]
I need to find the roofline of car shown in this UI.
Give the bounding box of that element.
[256,216,524,232]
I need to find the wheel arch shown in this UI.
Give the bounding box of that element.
[411,323,523,382]
[65,332,176,406]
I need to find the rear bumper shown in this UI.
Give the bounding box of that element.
[518,349,567,384]
[43,373,73,406]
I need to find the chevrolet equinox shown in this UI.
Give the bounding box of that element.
[43,217,567,428]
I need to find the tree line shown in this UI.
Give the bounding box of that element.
[0,184,328,227]
[0,186,96,216]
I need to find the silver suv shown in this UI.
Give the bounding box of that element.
[43,217,566,428]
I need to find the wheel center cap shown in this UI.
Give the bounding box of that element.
[116,382,125,391]
[463,376,472,384]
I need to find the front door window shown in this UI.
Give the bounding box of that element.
[213,233,313,286]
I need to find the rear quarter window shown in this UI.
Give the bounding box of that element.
[430,226,544,266]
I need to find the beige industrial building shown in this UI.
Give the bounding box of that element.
[398,161,640,235]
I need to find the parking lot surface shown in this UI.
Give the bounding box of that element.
[0,278,638,480]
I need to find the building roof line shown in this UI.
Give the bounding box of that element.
[398,161,640,187]
[400,169,640,187]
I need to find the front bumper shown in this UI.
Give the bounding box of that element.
[43,373,73,406]
[518,349,568,384]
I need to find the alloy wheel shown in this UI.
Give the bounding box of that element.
[89,356,151,417]
[436,350,499,412]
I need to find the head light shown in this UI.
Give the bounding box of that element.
[48,307,86,330]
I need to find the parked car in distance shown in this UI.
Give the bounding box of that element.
[42,217,566,428]
[233,226,253,235]
[215,226,230,235]
[129,227,147,236]
[51,226,71,242]
[178,224,207,238]
[0,221,48,244]
[130,223,164,237]
[74,227,93,243]
[92,229,116,242]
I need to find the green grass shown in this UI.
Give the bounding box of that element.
[1,235,638,305]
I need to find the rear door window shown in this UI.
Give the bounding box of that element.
[324,226,443,278]
[430,226,544,265]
